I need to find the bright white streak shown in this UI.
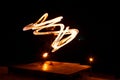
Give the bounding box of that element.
[23,13,79,52]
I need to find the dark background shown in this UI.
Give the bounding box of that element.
[1,0,116,76]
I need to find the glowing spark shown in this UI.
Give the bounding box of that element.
[43,52,48,58]
[23,13,79,52]
[89,57,93,62]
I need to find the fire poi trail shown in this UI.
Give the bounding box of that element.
[23,13,79,52]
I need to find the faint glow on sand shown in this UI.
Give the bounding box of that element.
[42,63,49,71]
[23,13,79,52]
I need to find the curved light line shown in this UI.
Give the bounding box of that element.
[23,13,79,52]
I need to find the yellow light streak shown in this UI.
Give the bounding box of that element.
[23,13,79,52]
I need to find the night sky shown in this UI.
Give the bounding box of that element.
[1,0,116,75]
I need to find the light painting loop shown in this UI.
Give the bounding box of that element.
[23,13,79,52]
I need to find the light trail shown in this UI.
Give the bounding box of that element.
[23,13,79,52]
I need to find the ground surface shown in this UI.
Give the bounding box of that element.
[0,66,118,80]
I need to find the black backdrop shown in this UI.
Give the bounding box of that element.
[1,0,116,75]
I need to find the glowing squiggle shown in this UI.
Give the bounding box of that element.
[23,13,79,52]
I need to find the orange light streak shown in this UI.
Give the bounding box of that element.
[23,13,79,52]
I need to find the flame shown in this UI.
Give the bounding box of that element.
[23,13,79,52]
